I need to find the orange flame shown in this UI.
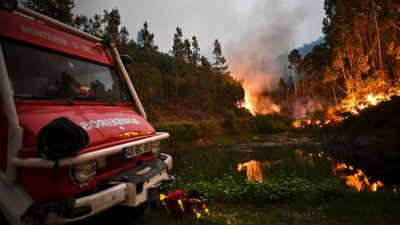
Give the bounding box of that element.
[293,89,400,129]
[348,92,396,115]
[242,100,255,115]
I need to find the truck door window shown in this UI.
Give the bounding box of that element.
[1,40,128,103]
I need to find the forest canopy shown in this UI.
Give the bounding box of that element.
[22,0,400,122]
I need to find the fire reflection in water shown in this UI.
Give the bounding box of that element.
[237,160,263,181]
[237,160,278,181]
[334,163,383,192]
[238,155,384,192]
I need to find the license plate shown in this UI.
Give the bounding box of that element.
[123,142,151,159]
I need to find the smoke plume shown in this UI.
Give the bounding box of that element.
[224,0,323,115]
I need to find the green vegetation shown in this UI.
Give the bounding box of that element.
[24,0,250,123]
[154,113,293,152]
[23,1,400,224]
[25,0,400,120]
[131,143,400,225]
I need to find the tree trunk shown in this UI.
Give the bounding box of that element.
[372,0,384,73]
[331,81,337,106]
[294,67,297,100]
[334,82,346,93]
[339,56,347,81]
[368,27,376,71]
[175,69,179,111]
[141,66,145,102]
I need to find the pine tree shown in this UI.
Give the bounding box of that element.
[24,0,75,25]
[212,39,228,75]
[172,27,185,110]
[278,77,288,103]
[288,49,302,99]
[137,22,158,106]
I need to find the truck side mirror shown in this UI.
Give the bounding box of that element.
[0,0,18,11]
[120,55,132,73]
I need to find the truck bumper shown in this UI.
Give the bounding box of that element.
[44,153,174,224]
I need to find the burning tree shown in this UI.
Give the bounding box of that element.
[289,0,400,120]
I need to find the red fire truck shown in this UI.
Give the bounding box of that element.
[0,1,174,224]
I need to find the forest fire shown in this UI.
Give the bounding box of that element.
[345,85,400,116]
[242,94,255,115]
[292,88,400,128]
[349,92,392,115]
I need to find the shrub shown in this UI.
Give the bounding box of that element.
[222,109,238,134]
[272,120,289,133]
[186,175,346,205]
[253,114,273,134]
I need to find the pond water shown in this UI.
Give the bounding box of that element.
[241,142,400,192]
[171,140,400,192]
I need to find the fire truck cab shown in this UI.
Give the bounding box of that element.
[0,1,174,224]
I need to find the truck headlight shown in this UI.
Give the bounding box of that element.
[70,161,96,187]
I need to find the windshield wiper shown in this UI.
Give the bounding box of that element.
[13,94,52,99]
[71,96,115,106]
[71,96,100,100]
[13,94,75,106]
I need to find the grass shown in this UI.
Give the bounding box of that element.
[81,142,400,225]
[134,188,400,225]
[323,189,400,224]
[157,143,400,224]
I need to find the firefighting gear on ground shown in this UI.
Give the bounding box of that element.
[151,189,211,218]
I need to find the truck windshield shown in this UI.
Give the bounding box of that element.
[1,40,129,103]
